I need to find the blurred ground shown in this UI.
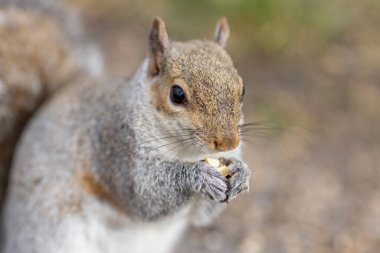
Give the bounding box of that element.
[72,0,380,252]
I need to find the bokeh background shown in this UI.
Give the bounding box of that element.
[71,0,380,252]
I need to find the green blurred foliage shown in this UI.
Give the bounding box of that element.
[165,0,349,59]
[77,0,380,60]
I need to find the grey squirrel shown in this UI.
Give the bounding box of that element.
[0,0,102,206]
[0,1,251,253]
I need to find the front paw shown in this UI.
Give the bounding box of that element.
[225,159,251,202]
[193,162,228,202]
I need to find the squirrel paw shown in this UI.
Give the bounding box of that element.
[193,162,228,202]
[225,159,251,202]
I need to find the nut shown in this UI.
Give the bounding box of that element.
[204,157,229,177]
[205,157,220,168]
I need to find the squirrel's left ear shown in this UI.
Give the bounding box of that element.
[214,17,230,48]
[149,16,169,76]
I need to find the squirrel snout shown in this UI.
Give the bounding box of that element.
[209,134,240,152]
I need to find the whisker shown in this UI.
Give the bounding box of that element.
[240,133,280,140]
[138,133,195,145]
[127,128,201,151]
[159,138,196,157]
[239,127,282,133]
[240,138,257,146]
[144,137,194,153]
[175,139,198,158]
[130,137,194,160]
[239,121,279,128]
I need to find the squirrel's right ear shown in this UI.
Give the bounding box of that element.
[148,16,169,76]
[214,17,230,48]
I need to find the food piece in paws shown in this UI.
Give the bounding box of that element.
[216,165,229,177]
[204,157,229,177]
[205,157,220,168]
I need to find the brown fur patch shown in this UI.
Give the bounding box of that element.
[150,78,174,115]
[77,172,122,211]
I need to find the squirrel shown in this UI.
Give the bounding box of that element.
[1,1,251,253]
[0,0,102,206]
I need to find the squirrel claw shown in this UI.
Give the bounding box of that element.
[194,162,228,202]
[225,159,251,202]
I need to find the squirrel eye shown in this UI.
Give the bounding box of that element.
[170,85,186,105]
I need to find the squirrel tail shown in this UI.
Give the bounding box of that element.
[0,1,103,205]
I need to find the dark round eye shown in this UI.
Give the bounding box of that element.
[170,85,186,105]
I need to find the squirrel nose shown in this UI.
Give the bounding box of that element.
[210,134,240,152]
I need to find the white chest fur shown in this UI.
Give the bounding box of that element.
[59,200,190,253]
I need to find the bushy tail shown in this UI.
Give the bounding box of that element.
[0,0,103,205]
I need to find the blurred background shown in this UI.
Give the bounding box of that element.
[71,0,380,252]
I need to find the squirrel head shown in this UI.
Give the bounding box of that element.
[146,17,244,154]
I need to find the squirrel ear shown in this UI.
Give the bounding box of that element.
[149,16,169,76]
[214,17,230,48]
